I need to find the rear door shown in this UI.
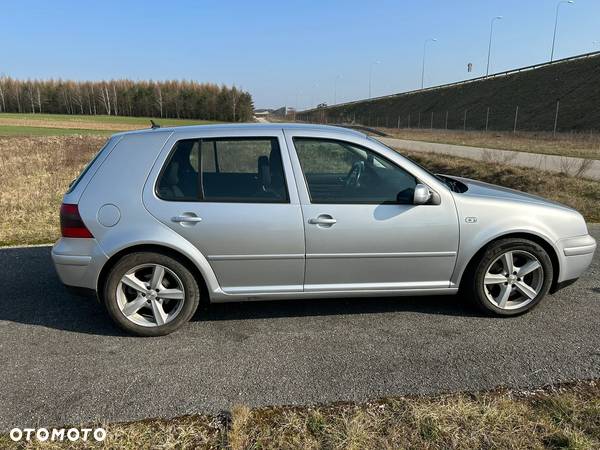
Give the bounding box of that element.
[143,130,305,295]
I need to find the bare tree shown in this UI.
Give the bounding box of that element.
[73,85,84,114]
[155,84,163,118]
[99,85,111,115]
[14,84,22,113]
[0,79,5,112]
[36,87,42,113]
[27,84,36,113]
[112,83,118,116]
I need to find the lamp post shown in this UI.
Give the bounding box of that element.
[421,38,437,89]
[310,83,319,109]
[551,0,574,62]
[486,16,503,76]
[368,61,380,99]
[334,75,342,105]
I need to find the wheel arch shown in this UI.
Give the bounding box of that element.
[97,244,211,305]
[459,232,560,293]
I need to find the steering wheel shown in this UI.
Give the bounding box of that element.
[345,161,364,188]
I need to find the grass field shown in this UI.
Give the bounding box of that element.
[1,134,599,247]
[1,381,598,449]
[0,113,218,136]
[377,128,600,160]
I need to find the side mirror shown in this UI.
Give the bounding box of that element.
[413,184,432,205]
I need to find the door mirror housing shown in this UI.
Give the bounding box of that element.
[412,184,432,205]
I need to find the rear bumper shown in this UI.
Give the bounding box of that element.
[51,238,108,292]
[556,234,596,283]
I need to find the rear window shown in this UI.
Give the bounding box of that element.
[156,137,288,203]
[66,139,111,194]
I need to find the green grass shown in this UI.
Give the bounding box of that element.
[0,113,220,136]
[0,125,115,136]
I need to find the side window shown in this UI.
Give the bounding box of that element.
[157,137,288,203]
[157,139,200,201]
[294,138,417,204]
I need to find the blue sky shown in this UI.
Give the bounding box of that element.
[1,0,599,109]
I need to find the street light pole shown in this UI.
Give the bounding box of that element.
[421,38,437,89]
[551,0,574,62]
[334,75,341,105]
[369,61,380,99]
[486,16,503,76]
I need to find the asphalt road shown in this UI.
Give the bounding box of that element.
[1,227,599,431]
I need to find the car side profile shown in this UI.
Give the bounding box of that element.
[52,124,596,336]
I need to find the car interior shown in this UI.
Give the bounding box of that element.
[157,138,288,202]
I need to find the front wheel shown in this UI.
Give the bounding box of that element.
[103,252,200,336]
[468,238,553,316]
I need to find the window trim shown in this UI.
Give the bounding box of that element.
[292,137,420,206]
[155,136,291,204]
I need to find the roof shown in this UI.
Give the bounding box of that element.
[111,122,366,138]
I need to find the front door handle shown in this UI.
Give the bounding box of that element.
[171,214,202,223]
[308,215,337,226]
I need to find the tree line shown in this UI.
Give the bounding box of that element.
[0,77,254,122]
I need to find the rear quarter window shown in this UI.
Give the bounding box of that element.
[66,139,111,194]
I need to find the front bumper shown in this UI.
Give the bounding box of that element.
[556,234,596,284]
[51,238,108,292]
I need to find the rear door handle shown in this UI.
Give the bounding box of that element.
[171,215,202,223]
[308,215,337,226]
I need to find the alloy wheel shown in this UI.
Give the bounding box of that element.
[483,250,544,310]
[116,263,185,327]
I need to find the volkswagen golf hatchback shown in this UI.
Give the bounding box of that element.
[52,124,596,336]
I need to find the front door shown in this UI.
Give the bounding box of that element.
[144,132,305,295]
[288,136,459,292]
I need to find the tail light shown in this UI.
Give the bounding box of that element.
[60,203,93,238]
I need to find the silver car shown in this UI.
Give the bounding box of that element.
[52,124,596,336]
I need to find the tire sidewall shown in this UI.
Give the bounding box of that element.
[104,252,200,336]
[473,239,553,316]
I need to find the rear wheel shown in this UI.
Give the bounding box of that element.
[467,238,553,316]
[103,252,200,336]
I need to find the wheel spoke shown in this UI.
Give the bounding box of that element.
[515,280,537,299]
[121,296,148,316]
[517,260,541,277]
[150,265,165,290]
[501,251,514,274]
[158,288,184,300]
[484,273,506,285]
[497,284,512,308]
[121,274,149,294]
[151,299,168,326]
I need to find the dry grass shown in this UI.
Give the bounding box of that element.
[0,135,599,247]
[380,128,600,160]
[1,381,598,449]
[404,150,600,222]
[0,135,105,246]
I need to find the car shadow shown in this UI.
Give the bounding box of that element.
[0,246,483,336]
[193,294,479,323]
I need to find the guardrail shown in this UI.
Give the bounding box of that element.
[298,51,600,114]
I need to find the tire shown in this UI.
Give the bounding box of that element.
[466,238,553,316]
[103,252,200,336]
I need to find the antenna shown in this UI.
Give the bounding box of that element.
[150,120,160,129]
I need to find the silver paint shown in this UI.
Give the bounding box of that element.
[51,123,596,305]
